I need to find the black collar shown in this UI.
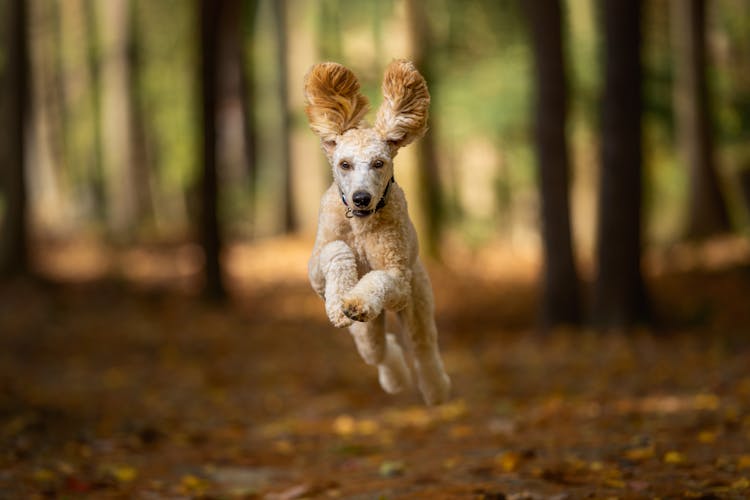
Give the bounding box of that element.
[340,177,394,218]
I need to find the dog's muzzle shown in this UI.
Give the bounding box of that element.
[340,177,394,218]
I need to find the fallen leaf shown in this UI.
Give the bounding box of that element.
[450,424,473,438]
[738,455,750,470]
[32,468,55,483]
[332,415,355,436]
[495,451,521,472]
[624,445,655,462]
[439,399,468,421]
[664,451,686,464]
[379,460,405,477]
[697,430,718,443]
[110,465,137,483]
[732,477,749,490]
[693,393,720,411]
[603,478,625,488]
[180,474,208,494]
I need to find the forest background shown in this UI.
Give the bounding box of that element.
[1,0,750,497]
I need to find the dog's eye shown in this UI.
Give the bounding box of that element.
[372,159,384,169]
[339,161,351,170]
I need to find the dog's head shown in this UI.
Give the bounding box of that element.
[304,60,430,216]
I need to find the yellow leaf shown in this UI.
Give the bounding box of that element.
[495,451,521,472]
[589,461,605,472]
[625,445,655,461]
[355,418,379,436]
[603,478,625,488]
[32,468,55,483]
[697,430,717,443]
[449,425,473,439]
[332,415,355,436]
[112,465,137,483]
[180,474,207,494]
[693,393,720,411]
[738,455,750,470]
[439,399,468,421]
[273,439,293,454]
[664,451,686,464]
[731,477,749,490]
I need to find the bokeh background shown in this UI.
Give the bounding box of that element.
[2,1,750,497]
[1,0,748,308]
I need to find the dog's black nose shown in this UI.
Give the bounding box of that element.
[352,191,372,208]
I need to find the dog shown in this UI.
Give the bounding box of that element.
[304,59,450,405]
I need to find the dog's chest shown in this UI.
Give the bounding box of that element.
[348,236,372,276]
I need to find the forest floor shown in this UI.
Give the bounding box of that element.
[1,236,750,499]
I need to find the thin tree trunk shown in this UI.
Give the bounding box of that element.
[127,0,154,227]
[592,0,650,329]
[524,0,582,329]
[0,0,30,278]
[405,0,443,259]
[99,0,138,241]
[672,0,731,239]
[272,0,296,233]
[199,0,227,300]
[83,0,106,221]
[239,0,259,235]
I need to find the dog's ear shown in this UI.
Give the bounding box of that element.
[304,62,369,154]
[374,59,430,151]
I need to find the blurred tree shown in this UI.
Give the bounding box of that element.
[672,0,731,239]
[0,0,30,278]
[199,0,228,300]
[523,0,582,329]
[240,0,259,227]
[217,0,258,231]
[83,0,106,220]
[317,0,342,61]
[592,0,650,329]
[272,0,296,233]
[127,0,156,229]
[99,0,139,241]
[405,0,444,259]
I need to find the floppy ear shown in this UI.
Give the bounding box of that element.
[374,59,430,150]
[304,62,369,152]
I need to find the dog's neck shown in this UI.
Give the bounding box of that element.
[339,176,395,219]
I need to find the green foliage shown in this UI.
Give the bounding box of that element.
[13,0,750,245]
[135,0,197,195]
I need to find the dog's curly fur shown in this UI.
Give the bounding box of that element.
[304,60,450,405]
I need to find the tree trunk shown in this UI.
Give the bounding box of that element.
[127,0,155,228]
[592,0,650,329]
[405,0,444,260]
[99,0,138,241]
[272,0,297,234]
[523,0,582,329]
[199,0,227,301]
[672,0,731,239]
[83,0,106,222]
[0,0,30,278]
[239,0,259,234]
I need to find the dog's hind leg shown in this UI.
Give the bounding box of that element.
[399,260,451,405]
[349,314,412,394]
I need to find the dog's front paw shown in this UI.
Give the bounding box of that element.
[341,295,379,322]
[326,301,353,328]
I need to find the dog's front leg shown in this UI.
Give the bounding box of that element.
[341,268,410,323]
[317,241,358,328]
